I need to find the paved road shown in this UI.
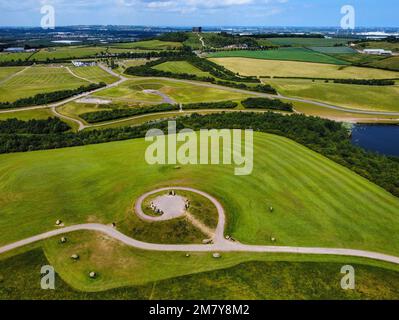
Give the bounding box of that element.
[2,69,399,117]
[1,222,399,265]
[0,64,127,115]
[1,186,399,265]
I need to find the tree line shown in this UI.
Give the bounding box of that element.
[241,98,294,112]
[1,112,398,198]
[80,104,179,123]
[333,79,395,86]
[0,83,106,109]
[0,117,70,134]
[183,101,238,110]
[124,57,277,94]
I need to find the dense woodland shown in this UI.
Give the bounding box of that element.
[0,113,398,197]
[0,83,106,109]
[242,98,294,112]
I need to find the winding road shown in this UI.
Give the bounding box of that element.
[1,186,399,266]
[1,67,399,121]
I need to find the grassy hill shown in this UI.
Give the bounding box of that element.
[1,247,399,299]
[0,132,398,255]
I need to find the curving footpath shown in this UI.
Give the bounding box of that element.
[0,187,399,266]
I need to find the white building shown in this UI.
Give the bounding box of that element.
[72,61,96,67]
[4,47,25,53]
[363,49,393,56]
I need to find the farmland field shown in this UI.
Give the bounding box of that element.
[0,52,34,62]
[93,78,252,103]
[308,46,356,54]
[70,66,119,84]
[263,78,399,112]
[367,56,399,71]
[209,57,399,79]
[328,53,386,65]
[266,37,354,47]
[0,66,89,102]
[110,40,182,50]
[356,41,399,52]
[207,48,349,64]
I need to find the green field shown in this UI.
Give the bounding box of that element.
[70,66,119,84]
[2,246,399,299]
[328,53,387,65]
[263,78,399,112]
[356,41,399,52]
[93,78,252,103]
[308,46,356,54]
[207,48,349,65]
[1,133,398,254]
[111,40,182,50]
[153,61,211,77]
[0,66,89,102]
[209,57,399,79]
[0,108,53,121]
[267,37,354,47]
[367,56,399,71]
[0,66,24,82]
[0,52,34,62]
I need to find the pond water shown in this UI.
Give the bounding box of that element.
[351,124,399,156]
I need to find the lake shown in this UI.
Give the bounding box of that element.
[351,124,399,156]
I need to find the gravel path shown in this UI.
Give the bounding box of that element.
[1,186,399,265]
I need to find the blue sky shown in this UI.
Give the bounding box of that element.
[0,0,398,27]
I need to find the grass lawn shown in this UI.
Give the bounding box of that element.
[267,38,354,47]
[94,78,252,104]
[0,66,24,82]
[207,48,349,65]
[263,78,399,112]
[0,108,54,121]
[122,59,153,67]
[287,100,399,123]
[209,57,399,79]
[0,132,398,258]
[0,66,89,102]
[153,61,211,77]
[70,66,119,84]
[1,245,399,299]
